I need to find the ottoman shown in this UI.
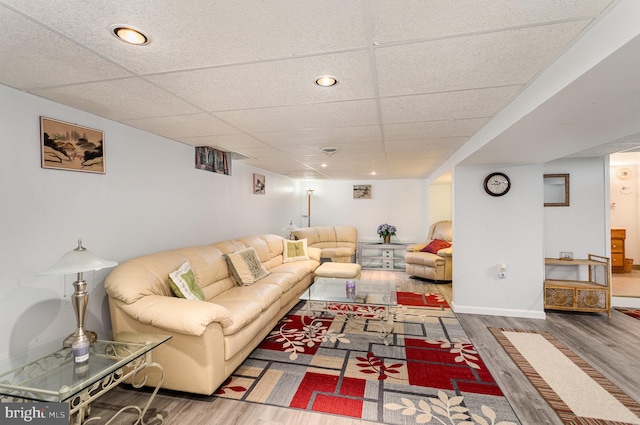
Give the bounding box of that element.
[314,262,362,281]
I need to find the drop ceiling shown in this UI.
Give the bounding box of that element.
[1,0,636,180]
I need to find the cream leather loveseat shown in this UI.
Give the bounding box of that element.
[291,226,357,263]
[104,234,320,395]
[405,220,453,282]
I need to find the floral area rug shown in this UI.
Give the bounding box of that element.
[213,291,520,424]
[616,308,640,321]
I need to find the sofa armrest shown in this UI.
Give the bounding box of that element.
[308,246,321,261]
[406,243,427,252]
[437,247,452,257]
[116,295,233,337]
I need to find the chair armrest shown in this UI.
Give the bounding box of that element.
[116,295,233,337]
[406,243,427,252]
[437,247,452,257]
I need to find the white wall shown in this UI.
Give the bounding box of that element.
[0,84,297,362]
[452,164,546,319]
[544,158,609,259]
[295,179,428,243]
[0,85,430,364]
[428,183,452,226]
[451,158,610,319]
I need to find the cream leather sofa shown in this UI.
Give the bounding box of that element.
[104,234,320,395]
[404,220,453,282]
[291,226,357,263]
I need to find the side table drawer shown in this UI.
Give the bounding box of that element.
[611,239,624,253]
[545,287,574,308]
[576,289,606,310]
[611,253,624,268]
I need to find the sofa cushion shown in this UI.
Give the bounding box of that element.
[283,239,309,263]
[168,261,205,301]
[421,239,452,254]
[226,247,270,285]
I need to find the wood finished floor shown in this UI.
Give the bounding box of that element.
[91,270,640,425]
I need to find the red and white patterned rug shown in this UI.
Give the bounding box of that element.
[213,292,520,424]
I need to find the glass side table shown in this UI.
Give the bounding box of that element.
[0,333,171,424]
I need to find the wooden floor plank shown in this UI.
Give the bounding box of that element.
[89,270,640,425]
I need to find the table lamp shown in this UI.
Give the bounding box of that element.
[40,240,118,347]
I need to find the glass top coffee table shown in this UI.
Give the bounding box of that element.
[300,277,398,345]
[0,333,171,424]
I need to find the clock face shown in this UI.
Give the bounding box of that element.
[484,172,511,197]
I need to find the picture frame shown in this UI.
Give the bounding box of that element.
[40,117,105,173]
[559,251,574,261]
[353,185,371,199]
[195,146,231,175]
[253,174,265,194]
[544,174,570,207]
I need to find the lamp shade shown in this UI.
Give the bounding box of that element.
[40,240,118,276]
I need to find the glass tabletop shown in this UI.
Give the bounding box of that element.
[301,278,397,306]
[0,333,171,403]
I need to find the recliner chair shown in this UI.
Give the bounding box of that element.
[405,220,452,282]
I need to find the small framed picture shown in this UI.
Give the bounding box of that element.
[253,174,265,194]
[40,117,105,173]
[559,251,574,261]
[353,185,371,199]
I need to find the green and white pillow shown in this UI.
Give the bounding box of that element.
[168,260,205,301]
[226,246,270,285]
[283,238,309,263]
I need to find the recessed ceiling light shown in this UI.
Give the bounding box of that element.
[110,24,150,45]
[321,163,328,168]
[315,75,338,87]
[370,171,377,176]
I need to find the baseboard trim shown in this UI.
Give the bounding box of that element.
[612,296,640,309]
[451,302,546,320]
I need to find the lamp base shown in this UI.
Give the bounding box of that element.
[63,328,97,348]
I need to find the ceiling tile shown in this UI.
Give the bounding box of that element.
[383,118,489,140]
[2,0,369,74]
[0,7,130,89]
[376,21,589,97]
[148,51,375,112]
[216,100,380,133]
[178,134,267,150]
[32,78,201,121]
[254,126,382,147]
[381,86,522,124]
[369,0,613,44]
[122,113,239,139]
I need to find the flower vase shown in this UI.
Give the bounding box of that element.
[384,235,391,244]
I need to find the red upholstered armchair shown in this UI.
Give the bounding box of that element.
[404,220,452,282]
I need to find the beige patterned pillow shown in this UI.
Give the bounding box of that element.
[226,246,270,285]
[283,239,309,263]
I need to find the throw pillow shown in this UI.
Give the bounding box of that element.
[168,261,205,301]
[421,239,452,254]
[283,238,309,263]
[226,246,270,285]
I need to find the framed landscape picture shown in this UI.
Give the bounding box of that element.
[40,117,105,173]
[353,185,371,199]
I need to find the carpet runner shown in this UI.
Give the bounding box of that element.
[490,327,640,424]
[213,292,520,424]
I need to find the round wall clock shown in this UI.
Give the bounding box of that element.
[484,172,511,197]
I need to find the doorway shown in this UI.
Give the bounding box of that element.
[610,153,640,299]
